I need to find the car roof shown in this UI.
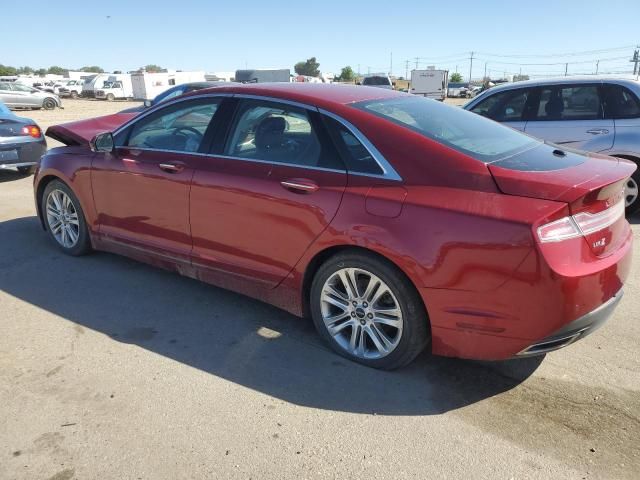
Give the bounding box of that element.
[191,82,402,108]
[480,75,640,93]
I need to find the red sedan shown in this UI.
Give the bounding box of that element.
[36,83,634,369]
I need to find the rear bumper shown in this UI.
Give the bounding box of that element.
[0,140,46,168]
[515,289,623,357]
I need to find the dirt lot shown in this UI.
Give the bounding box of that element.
[0,99,639,480]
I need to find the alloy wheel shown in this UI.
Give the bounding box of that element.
[46,189,80,248]
[320,268,403,360]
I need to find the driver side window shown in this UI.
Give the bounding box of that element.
[125,99,219,153]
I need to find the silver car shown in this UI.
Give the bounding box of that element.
[465,77,640,214]
[0,82,62,110]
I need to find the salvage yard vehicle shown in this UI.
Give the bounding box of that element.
[36,84,634,369]
[96,77,134,101]
[361,73,393,90]
[0,81,61,110]
[409,69,448,100]
[120,82,224,113]
[0,100,46,174]
[58,79,85,99]
[465,77,640,214]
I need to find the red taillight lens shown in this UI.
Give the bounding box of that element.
[21,125,42,138]
[537,195,625,243]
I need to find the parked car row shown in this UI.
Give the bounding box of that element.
[28,82,634,370]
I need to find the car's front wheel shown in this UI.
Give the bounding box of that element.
[625,169,640,216]
[43,98,56,110]
[310,252,430,370]
[42,180,91,256]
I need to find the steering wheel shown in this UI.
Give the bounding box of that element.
[174,126,204,141]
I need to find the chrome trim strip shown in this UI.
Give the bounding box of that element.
[0,161,37,168]
[319,108,402,181]
[231,94,318,112]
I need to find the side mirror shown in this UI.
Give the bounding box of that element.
[143,99,152,108]
[90,132,114,153]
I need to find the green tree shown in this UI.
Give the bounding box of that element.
[0,64,17,76]
[34,68,47,76]
[47,66,67,75]
[450,72,463,83]
[337,66,356,82]
[80,66,104,73]
[294,57,320,77]
[144,64,163,73]
[17,66,34,75]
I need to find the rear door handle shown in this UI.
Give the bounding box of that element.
[586,129,609,135]
[280,179,319,194]
[158,162,185,173]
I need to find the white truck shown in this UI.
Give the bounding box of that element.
[409,69,449,101]
[131,71,206,100]
[82,73,129,98]
[95,75,134,101]
[58,79,85,98]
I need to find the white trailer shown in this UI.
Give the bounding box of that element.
[410,69,449,101]
[131,71,206,100]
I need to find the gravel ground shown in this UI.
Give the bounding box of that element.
[0,98,638,480]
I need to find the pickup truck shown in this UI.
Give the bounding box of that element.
[58,80,84,99]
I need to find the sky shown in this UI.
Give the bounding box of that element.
[3,0,640,80]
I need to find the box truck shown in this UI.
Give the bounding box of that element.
[82,73,130,98]
[95,75,134,101]
[234,69,290,83]
[410,69,449,101]
[131,71,206,100]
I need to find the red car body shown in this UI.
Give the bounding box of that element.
[36,83,634,361]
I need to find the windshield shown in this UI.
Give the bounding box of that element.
[354,96,539,162]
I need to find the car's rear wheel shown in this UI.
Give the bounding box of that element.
[70,91,78,99]
[106,93,115,102]
[43,98,56,110]
[310,252,429,370]
[42,180,91,256]
[17,165,36,175]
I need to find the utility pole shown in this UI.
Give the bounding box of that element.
[596,60,600,75]
[631,49,639,77]
[564,63,569,76]
[468,52,474,83]
[483,62,487,80]
[389,52,393,76]
[414,57,419,70]
[405,60,409,79]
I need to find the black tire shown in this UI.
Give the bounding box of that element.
[310,251,430,370]
[70,91,78,99]
[43,98,56,110]
[17,165,37,175]
[106,93,115,102]
[625,167,640,216]
[42,180,92,256]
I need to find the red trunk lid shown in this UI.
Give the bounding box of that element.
[488,144,636,257]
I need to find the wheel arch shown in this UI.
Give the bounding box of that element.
[300,244,430,328]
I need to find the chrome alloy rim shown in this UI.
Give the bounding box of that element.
[320,268,403,359]
[625,177,639,208]
[46,189,80,248]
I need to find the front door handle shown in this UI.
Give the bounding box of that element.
[280,179,319,194]
[586,128,609,135]
[158,162,185,173]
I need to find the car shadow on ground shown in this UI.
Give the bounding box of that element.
[0,216,544,416]
[0,170,31,183]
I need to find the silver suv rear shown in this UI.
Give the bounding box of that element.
[464,77,640,214]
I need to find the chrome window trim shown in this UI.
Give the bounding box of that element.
[231,94,318,112]
[318,108,402,181]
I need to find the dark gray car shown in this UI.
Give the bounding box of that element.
[0,100,47,174]
[465,77,640,214]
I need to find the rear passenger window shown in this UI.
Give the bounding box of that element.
[534,86,601,121]
[225,100,343,170]
[323,116,384,175]
[603,84,640,119]
[469,89,529,122]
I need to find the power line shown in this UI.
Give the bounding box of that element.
[477,44,637,59]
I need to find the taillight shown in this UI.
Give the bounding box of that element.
[21,125,42,138]
[537,196,625,243]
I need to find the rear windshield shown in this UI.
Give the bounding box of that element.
[354,96,540,162]
[363,76,391,86]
